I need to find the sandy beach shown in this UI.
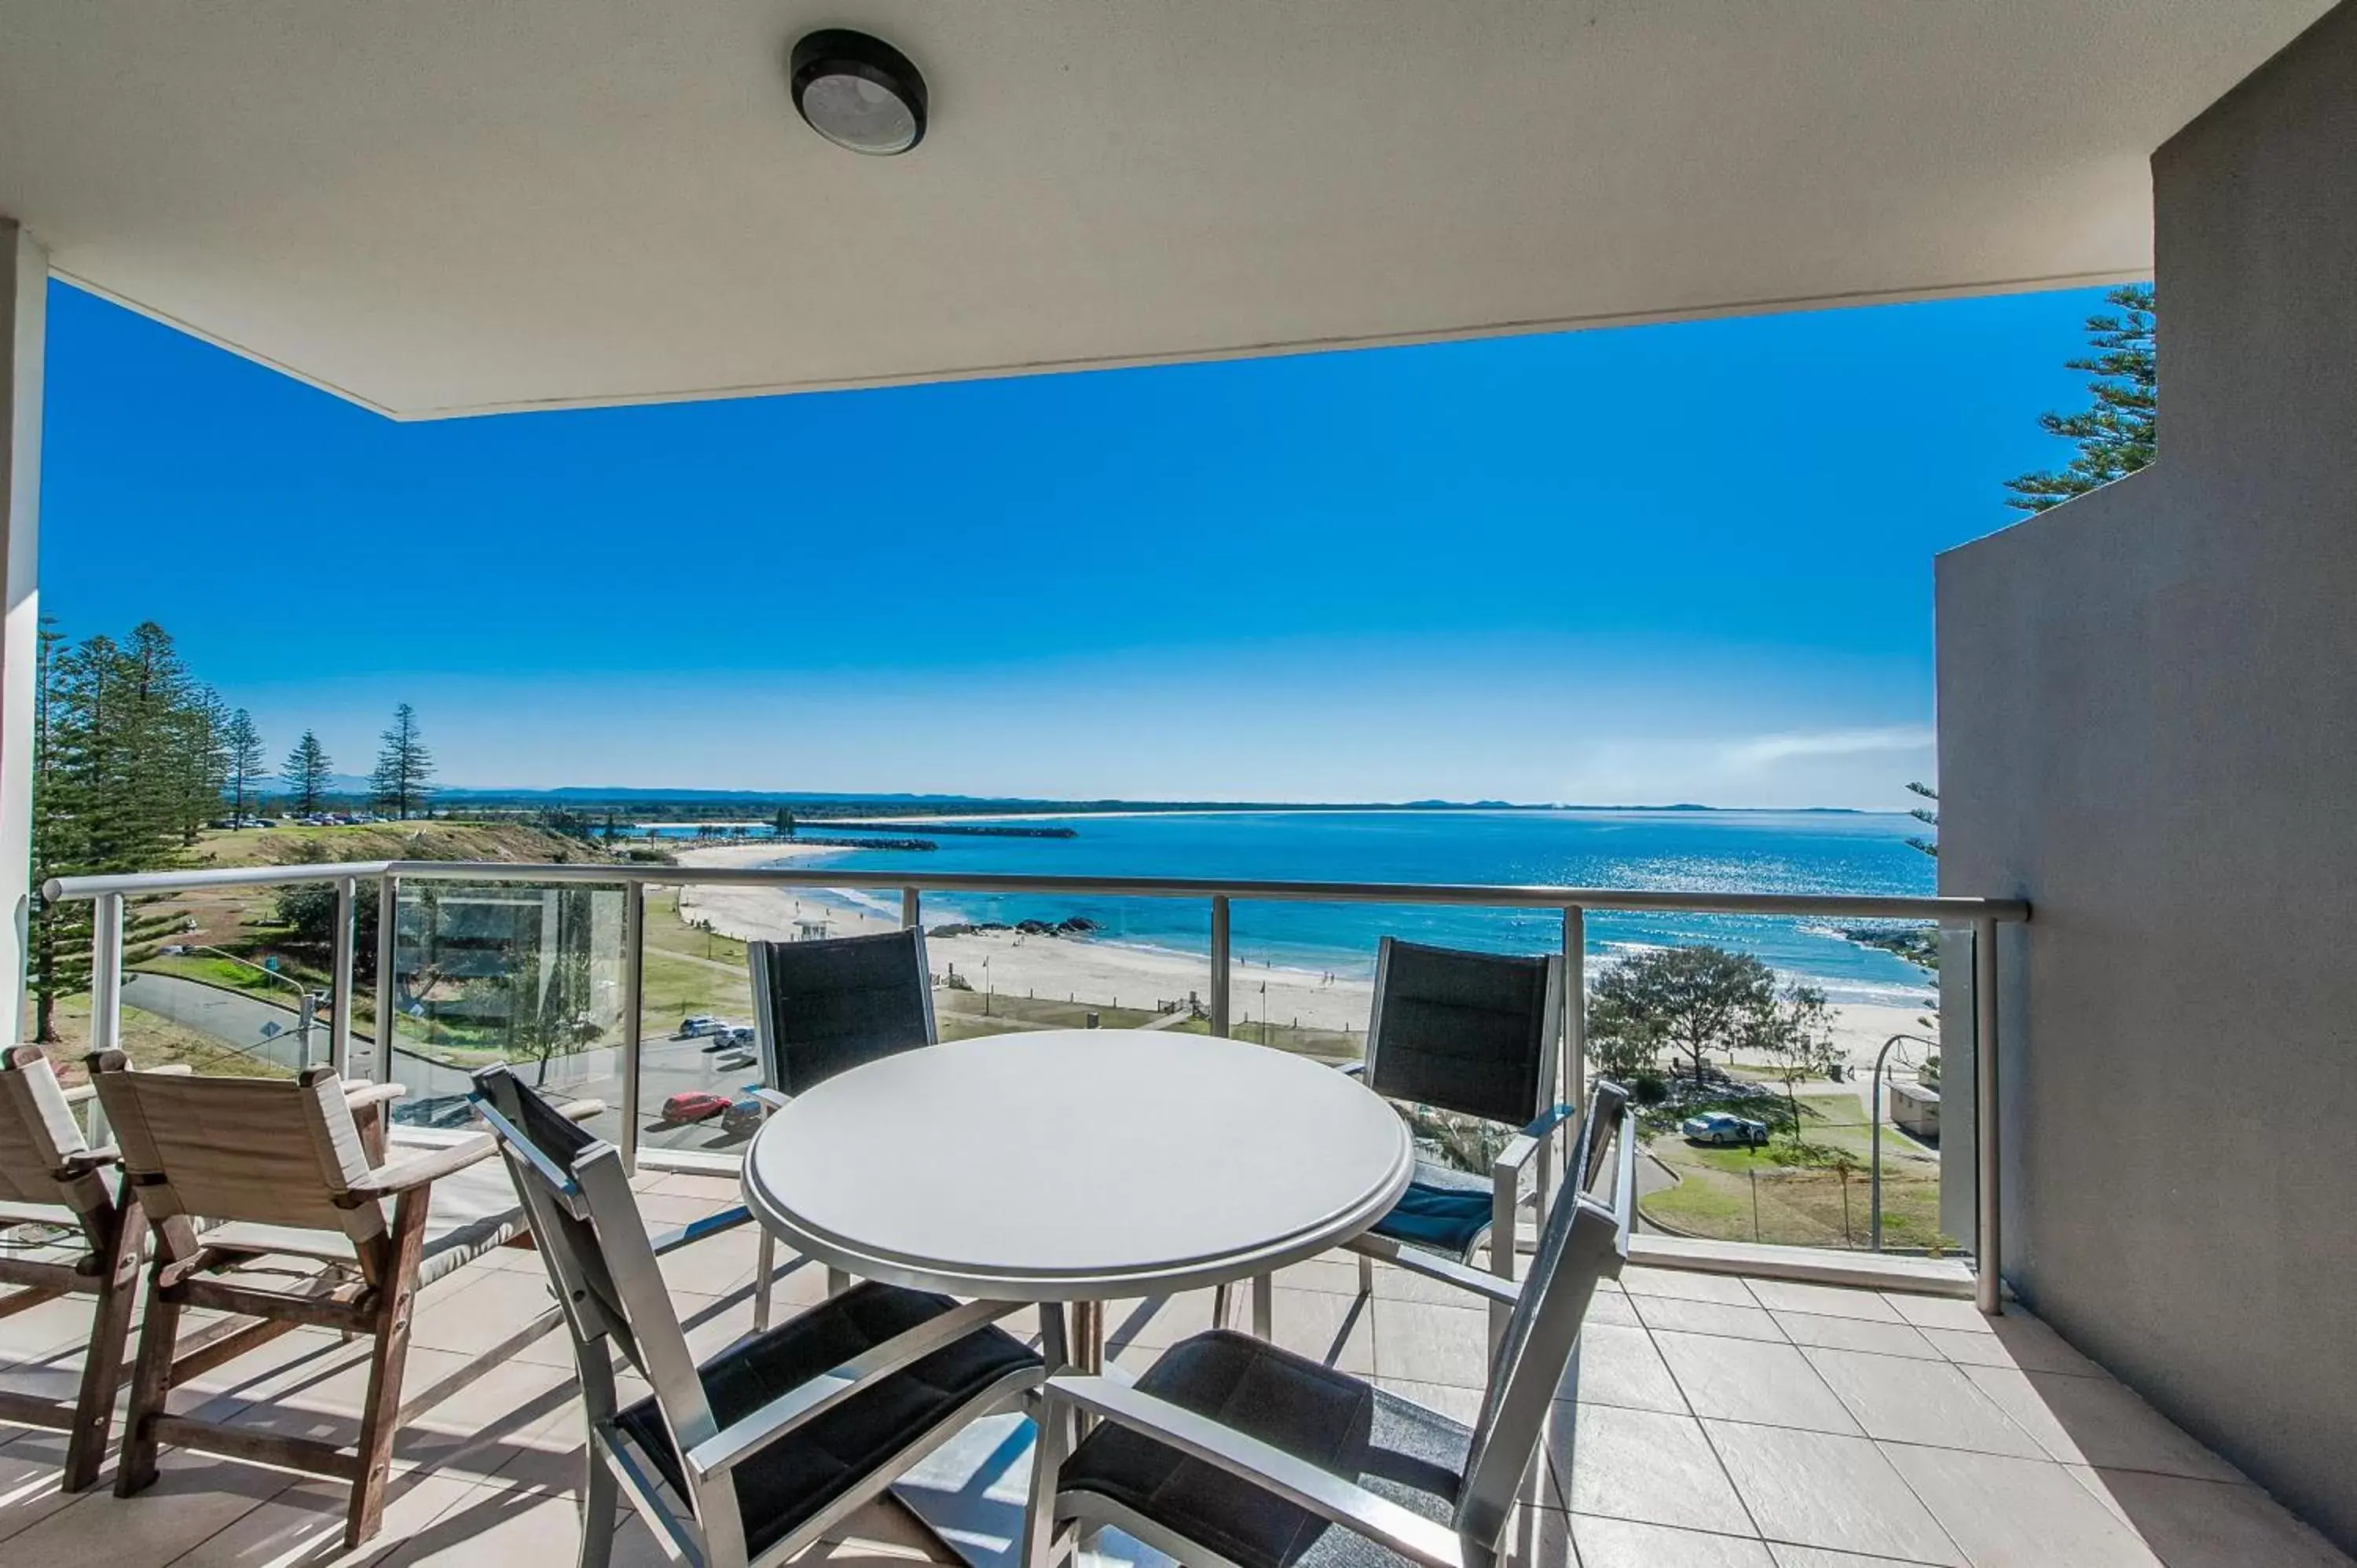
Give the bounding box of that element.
[671,842,1939,1062]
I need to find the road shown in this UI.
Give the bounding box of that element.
[121,971,478,1098]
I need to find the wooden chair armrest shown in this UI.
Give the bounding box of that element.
[344,1133,497,1201]
[1042,1375,1465,1568]
[345,1082,407,1112]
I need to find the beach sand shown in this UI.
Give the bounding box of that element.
[672,843,1941,1064]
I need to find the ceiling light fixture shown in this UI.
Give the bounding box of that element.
[790,29,927,156]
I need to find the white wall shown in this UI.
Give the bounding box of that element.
[1937,2,2357,1547]
[0,218,45,1047]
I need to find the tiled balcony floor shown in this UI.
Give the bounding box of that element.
[2,1170,2347,1568]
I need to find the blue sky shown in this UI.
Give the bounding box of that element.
[38,280,2108,808]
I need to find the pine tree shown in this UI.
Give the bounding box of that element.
[369,703,434,819]
[223,709,266,819]
[283,731,333,814]
[28,624,90,1042]
[29,625,198,1039]
[2004,285,2157,512]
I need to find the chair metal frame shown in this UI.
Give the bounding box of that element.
[1026,1082,1635,1568]
[1342,937,1571,1337]
[473,1062,1039,1568]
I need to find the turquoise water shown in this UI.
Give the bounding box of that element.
[759,809,1936,1006]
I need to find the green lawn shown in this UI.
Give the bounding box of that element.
[1642,1090,1955,1253]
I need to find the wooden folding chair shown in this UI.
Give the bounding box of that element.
[0,1046,145,1491]
[88,1053,560,1550]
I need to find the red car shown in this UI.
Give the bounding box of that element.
[660,1091,731,1124]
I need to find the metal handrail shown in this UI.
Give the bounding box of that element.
[46,852,2024,1317]
[43,858,2029,921]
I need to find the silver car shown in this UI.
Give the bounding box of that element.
[1681,1111,1769,1146]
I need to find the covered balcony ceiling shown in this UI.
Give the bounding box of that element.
[0,1,2332,419]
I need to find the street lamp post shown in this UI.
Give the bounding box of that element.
[1870,1032,1938,1251]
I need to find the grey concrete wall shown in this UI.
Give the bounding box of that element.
[1937,2,2357,1548]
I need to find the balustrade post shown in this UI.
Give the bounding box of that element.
[1973,915,2003,1315]
[621,881,645,1174]
[1210,896,1231,1038]
[90,892,123,1056]
[369,875,398,1083]
[329,875,357,1075]
[1563,905,1585,1116]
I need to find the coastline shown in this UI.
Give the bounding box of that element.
[671,843,1937,1066]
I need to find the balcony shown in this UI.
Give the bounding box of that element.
[2,1168,2337,1567]
[5,856,2345,1566]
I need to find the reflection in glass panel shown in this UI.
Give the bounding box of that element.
[390,881,628,1145]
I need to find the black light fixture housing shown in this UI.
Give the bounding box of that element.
[790,29,927,156]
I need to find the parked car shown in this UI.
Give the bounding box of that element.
[1681,1111,1769,1146]
[660,1091,731,1124]
[728,1024,756,1046]
[392,1094,478,1130]
[678,1014,717,1039]
[711,1050,756,1072]
[720,1098,764,1134]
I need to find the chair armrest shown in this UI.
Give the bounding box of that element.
[1490,1102,1574,1189]
[57,1145,123,1178]
[647,1205,756,1257]
[63,1082,97,1106]
[554,1099,605,1123]
[1336,1062,1366,1079]
[345,1083,408,1114]
[682,1298,1032,1484]
[1344,1230,1520,1306]
[343,1132,497,1201]
[751,1086,790,1112]
[1043,1375,1465,1568]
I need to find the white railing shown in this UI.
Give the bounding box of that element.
[43,857,2026,1310]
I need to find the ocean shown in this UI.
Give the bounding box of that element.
[692,809,1938,1008]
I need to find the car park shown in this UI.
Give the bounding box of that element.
[711,1050,756,1072]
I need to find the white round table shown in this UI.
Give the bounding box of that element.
[741,1028,1413,1357]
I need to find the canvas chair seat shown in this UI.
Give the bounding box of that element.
[197,1158,530,1289]
[614,1280,1039,1562]
[1365,1160,1496,1258]
[1059,1329,1470,1568]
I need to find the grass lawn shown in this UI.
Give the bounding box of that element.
[26,991,292,1085]
[1642,1089,1956,1254]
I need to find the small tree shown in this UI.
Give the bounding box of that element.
[282,731,332,814]
[223,709,267,819]
[774,806,796,838]
[2004,284,2157,512]
[1589,945,1780,1086]
[370,702,434,819]
[1586,991,1666,1085]
[1756,982,1841,1139]
[273,880,381,981]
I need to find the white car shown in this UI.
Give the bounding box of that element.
[1681,1111,1769,1146]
